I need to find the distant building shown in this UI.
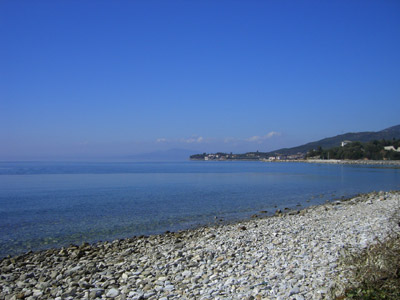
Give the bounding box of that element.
[268,156,281,160]
[384,146,400,152]
[287,153,305,160]
[341,140,352,147]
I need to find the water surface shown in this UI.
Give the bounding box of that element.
[0,161,399,258]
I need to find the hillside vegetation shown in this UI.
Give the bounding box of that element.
[306,139,400,160]
[190,125,400,161]
[268,124,400,156]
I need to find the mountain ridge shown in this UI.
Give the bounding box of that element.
[265,124,400,156]
[190,124,400,160]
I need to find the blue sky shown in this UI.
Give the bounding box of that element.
[1,0,400,160]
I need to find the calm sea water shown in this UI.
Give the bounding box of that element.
[0,161,399,258]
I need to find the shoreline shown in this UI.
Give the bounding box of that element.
[285,159,400,166]
[191,158,400,166]
[1,191,399,299]
[0,191,364,260]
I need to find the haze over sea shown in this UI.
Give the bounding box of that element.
[0,161,399,258]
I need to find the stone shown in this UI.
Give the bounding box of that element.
[289,286,300,295]
[121,273,129,281]
[89,288,104,298]
[106,288,120,298]
[32,289,43,297]
[182,270,192,278]
[164,284,175,291]
[143,291,155,298]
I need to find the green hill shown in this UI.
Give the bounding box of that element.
[190,125,400,160]
[266,124,400,156]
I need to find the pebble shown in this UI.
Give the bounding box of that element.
[106,288,120,298]
[0,191,399,300]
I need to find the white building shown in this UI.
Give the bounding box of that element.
[384,146,400,152]
[341,140,352,147]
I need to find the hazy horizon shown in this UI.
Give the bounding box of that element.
[2,1,400,161]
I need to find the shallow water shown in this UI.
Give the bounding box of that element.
[0,161,399,258]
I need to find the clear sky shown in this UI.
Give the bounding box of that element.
[1,0,400,160]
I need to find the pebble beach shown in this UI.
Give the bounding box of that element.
[1,191,399,300]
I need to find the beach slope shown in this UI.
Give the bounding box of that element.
[1,191,399,300]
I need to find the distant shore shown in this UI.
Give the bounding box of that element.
[265,159,400,166]
[1,190,399,299]
[191,157,400,166]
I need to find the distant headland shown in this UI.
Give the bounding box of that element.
[190,124,400,162]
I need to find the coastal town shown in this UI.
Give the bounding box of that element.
[190,138,400,162]
[190,152,305,161]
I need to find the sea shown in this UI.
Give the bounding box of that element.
[0,161,399,258]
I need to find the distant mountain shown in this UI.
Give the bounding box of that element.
[267,124,400,156]
[125,149,196,161]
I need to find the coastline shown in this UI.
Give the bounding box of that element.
[281,159,400,166]
[191,158,400,166]
[1,191,399,300]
